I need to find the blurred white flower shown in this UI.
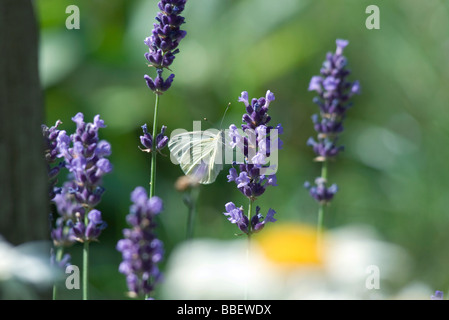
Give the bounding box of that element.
[160,239,281,300]
[0,236,57,299]
[160,223,422,300]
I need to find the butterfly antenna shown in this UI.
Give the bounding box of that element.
[219,102,231,130]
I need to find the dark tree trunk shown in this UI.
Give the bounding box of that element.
[0,0,49,245]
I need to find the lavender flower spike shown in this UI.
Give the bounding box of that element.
[42,120,64,200]
[144,0,187,94]
[224,90,283,235]
[56,113,112,243]
[117,187,164,298]
[307,38,360,161]
[305,39,360,205]
[227,91,283,201]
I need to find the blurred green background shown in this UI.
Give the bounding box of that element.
[37,0,449,299]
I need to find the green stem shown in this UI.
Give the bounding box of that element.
[82,210,90,300]
[149,93,160,199]
[248,198,253,237]
[317,159,328,254]
[82,241,89,300]
[245,198,254,300]
[145,93,161,301]
[321,159,328,181]
[52,246,63,300]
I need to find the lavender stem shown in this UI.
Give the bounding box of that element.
[83,209,90,300]
[52,246,63,300]
[317,159,328,254]
[247,199,254,237]
[149,94,160,198]
[82,241,89,300]
[245,198,253,300]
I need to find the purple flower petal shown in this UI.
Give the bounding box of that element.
[336,39,349,55]
[71,112,84,128]
[131,186,148,204]
[148,196,163,215]
[308,76,323,92]
[238,91,249,107]
[224,202,237,214]
[88,209,103,224]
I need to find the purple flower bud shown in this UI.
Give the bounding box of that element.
[238,91,249,107]
[131,186,148,205]
[304,177,338,204]
[72,221,86,240]
[308,76,323,93]
[144,74,156,91]
[266,174,277,187]
[265,90,275,103]
[93,114,106,129]
[96,140,112,157]
[140,123,153,150]
[335,39,349,55]
[148,196,163,215]
[236,172,250,188]
[85,221,99,240]
[351,80,361,95]
[155,125,169,151]
[227,167,238,183]
[251,207,277,233]
[264,208,277,223]
[71,112,85,129]
[322,76,340,92]
[88,209,102,224]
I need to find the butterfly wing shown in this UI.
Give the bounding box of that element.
[168,130,225,184]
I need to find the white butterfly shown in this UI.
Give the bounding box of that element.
[168,129,229,184]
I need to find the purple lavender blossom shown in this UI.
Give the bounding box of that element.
[306,136,343,160]
[139,123,169,153]
[50,249,71,269]
[431,290,444,300]
[227,165,278,199]
[307,39,360,160]
[251,206,277,233]
[224,202,249,234]
[223,202,276,235]
[144,0,187,94]
[42,120,64,200]
[304,177,338,204]
[51,182,85,247]
[224,91,282,235]
[306,39,360,205]
[227,91,282,200]
[117,187,164,298]
[43,120,77,270]
[56,113,112,243]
